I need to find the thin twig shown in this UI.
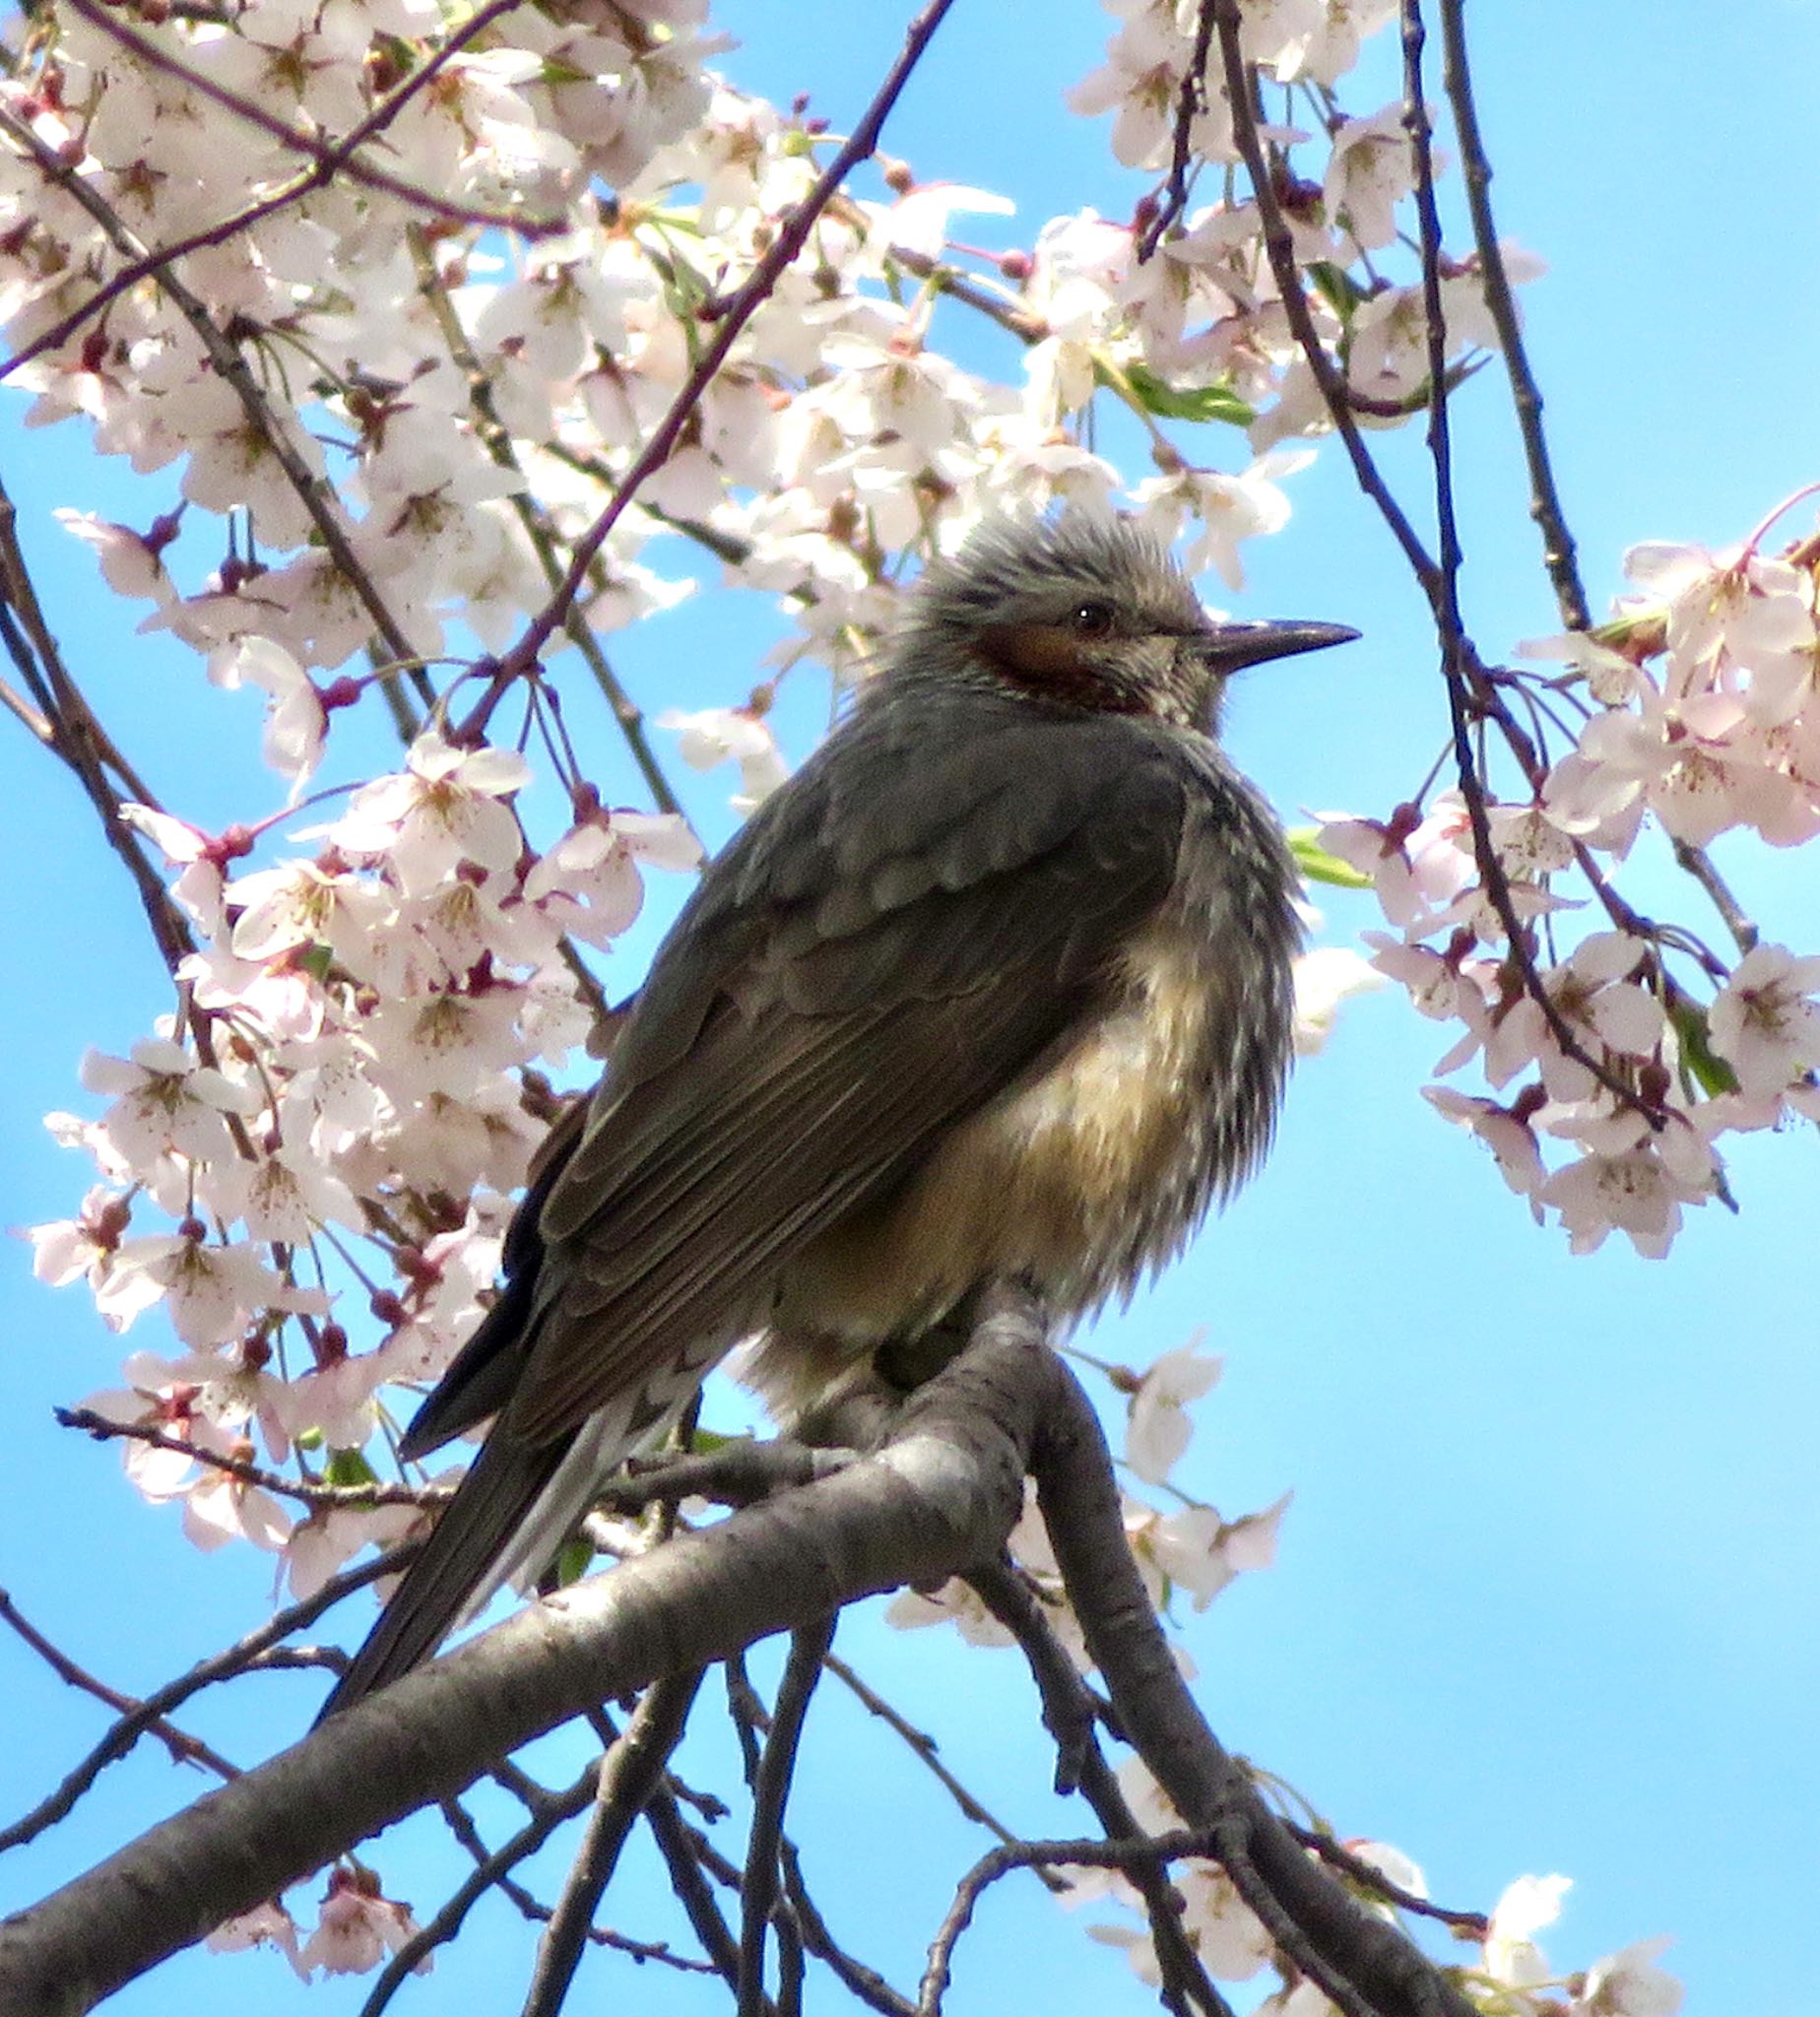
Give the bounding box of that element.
[1137,2,1219,257]
[1209,0,1442,600]
[0,1590,239,1784]
[739,1616,836,2017]
[889,246,1046,341]
[1205,1810,1379,2017]
[3,0,543,382]
[1669,838,1760,954]
[1290,1826,1489,1936]
[358,1765,604,2014]
[644,1790,754,1998]
[920,1828,1238,2017]
[0,1546,411,1854]
[404,227,696,832]
[0,102,427,697]
[54,1406,449,1511]
[460,0,962,734]
[1398,0,1662,1125]
[724,1651,772,1784]
[969,1563,1230,2017]
[51,0,554,238]
[1437,3,1772,964]
[820,1651,1068,1890]
[521,1671,704,2017]
[777,1839,917,2017]
[1433,0,1586,630]
[0,479,196,974]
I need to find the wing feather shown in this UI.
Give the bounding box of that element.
[503,702,1191,1446]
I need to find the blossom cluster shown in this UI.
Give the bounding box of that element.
[1321,532,1820,1258]
[33,729,700,1576]
[1077,1786,1683,2017]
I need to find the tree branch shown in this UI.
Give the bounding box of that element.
[3,0,547,382]
[0,1294,1048,2011]
[461,0,961,731]
[1030,1359,1477,2017]
[520,1670,705,2017]
[739,1617,836,2017]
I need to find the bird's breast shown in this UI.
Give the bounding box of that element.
[775,889,1291,1345]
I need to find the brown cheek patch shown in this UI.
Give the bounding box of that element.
[972,624,1147,713]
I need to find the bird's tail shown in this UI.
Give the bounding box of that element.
[314,1424,575,1720]
[314,1373,710,1722]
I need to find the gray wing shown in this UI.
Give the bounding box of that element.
[506,698,1192,1446]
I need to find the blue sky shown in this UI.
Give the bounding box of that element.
[3,4,1818,2013]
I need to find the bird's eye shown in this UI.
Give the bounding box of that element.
[1071,601,1114,638]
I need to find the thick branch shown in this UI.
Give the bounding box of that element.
[0,1302,1050,2012]
[1031,1361,1476,2017]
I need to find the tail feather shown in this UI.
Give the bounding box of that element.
[315,1426,572,1721]
[316,1341,728,1721]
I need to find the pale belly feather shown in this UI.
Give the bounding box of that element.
[773,924,1226,1342]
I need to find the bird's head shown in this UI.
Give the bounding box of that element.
[889,515,1357,734]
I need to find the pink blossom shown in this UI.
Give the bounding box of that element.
[659,706,790,810]
[1537,1146,1706,1259]
[1324,103,1415,252]
[1707,943,1820,1097]
[1573,1936,1685,2017]
[332,730,530,896]
[54,507,176,605]
[1423,1087,1546,1204]
[1135,1492,1291,1611]
[1291,944,1386,1055]
[1484,1872,1571,1990]
[296,1869,430,1980]
[1318,801,1475,931]
[81,1036,255,1172]
[183,1465,290,1554]
[1125,1341,1223,1486]
[1130,451,1310,591]
[207,1900,301,1967]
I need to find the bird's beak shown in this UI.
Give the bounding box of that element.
[1201,619,1361,672]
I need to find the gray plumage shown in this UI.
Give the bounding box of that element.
[319,515,1355,1717]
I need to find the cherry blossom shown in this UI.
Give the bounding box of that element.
[1124,1341,1223,1486]
[659,705,790,809]
[80,1036,254,1173]
[1483,1872,1571,1991]
[1573,1936,1685,2017]
[1707,943,1820,1097]
[1129,450,1309,592]
[294,1867,430,1980]
[206,1900,301,1968]
[331,730,531,895]
[1292,943,1386,1054]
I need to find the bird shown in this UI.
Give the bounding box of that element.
[319,513,1356,1716]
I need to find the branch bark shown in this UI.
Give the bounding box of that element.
[1031,1363,1477,2017]
[0,1296,1047,2014]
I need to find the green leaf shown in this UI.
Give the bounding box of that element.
[1287,827,1373,889]
[1667,996,1738,1099]
[1306,262,1364,320]
[298,943,335,985]
[324,1447,379,1488]
[1117,361,1256,427]
[554,1537,596,1588]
